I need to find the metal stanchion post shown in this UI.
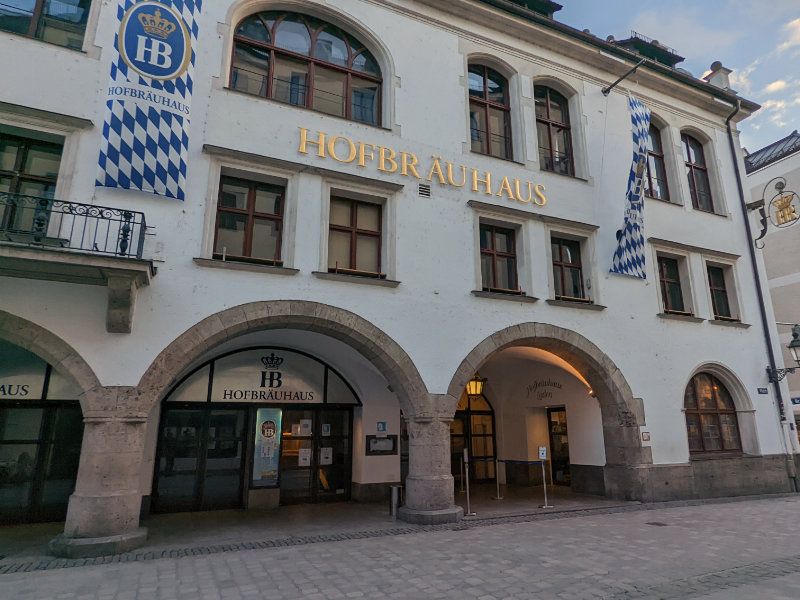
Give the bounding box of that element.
[492,458,503,500]
[459,455,465,493]
[463,448,476,516]
[539,460,553,509]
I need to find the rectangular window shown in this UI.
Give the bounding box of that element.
[657,256,688,314]
[479,224,519,294]
[707,265,736,320]
[551,237,586,301]
[327,197,383,277]
[0,129,63,235]
[0,0,92,50]
[213,176,283,264]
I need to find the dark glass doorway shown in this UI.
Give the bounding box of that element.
[547,407,571,486]
[0,402,83,523]
[451,394,496,484]
[279,407,352,504]
[153,406,247,513]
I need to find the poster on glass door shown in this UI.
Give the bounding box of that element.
[253,408,282,487]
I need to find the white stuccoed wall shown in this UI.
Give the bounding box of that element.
[0,0,791,469]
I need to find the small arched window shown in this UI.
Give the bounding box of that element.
[468,64,512,160]
[535,86,573,176]
[645,125,669,201]
[681,133,714,212]
[684,373,741,454]
[230,12,382,125]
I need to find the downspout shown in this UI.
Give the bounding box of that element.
[725,100,798,491]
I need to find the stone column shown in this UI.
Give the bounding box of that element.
[49,387,149,558]
[398,407,463,524]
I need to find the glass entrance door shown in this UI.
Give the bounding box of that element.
[154,406,247,512]
[280,407,352,504]
[450,394,496,483]
[547,407,571,486]
[0,403,83,523]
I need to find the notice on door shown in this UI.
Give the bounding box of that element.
[300,419,313,436]
[320,447,333,466]
[298,447,312,467]
[253,408,282,488]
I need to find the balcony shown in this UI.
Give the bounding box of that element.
[0,193,155,333]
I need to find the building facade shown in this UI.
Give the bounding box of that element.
[746,131,800,430]
[0,0,797,557]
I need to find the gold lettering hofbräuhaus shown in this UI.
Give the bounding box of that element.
[296,127,547,208]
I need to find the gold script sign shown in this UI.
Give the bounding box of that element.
[297,128,547,206]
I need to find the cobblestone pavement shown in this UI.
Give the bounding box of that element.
[2,495,800,599]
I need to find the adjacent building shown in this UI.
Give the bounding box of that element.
[0,0,796,557]
[746,130,800,431]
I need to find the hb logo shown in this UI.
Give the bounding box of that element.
[119,2,191,81]
[260,353,284,389]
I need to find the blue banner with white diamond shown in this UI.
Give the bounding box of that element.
[610,96,651,279]
[96,0,202,200]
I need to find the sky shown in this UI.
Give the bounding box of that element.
[556,0,800,153]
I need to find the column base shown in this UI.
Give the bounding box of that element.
[397,505,463,525]
[49,527,148,559]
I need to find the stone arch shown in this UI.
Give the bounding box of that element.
[222,0,397,128]
[447,322,651,500]
[0,310,99,411]
[137,301,431,419]
[683,362,760,455]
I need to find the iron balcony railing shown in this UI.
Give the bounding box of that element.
[0,192,147,259]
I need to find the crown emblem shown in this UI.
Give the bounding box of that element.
[138,9,176,39]
[261,353,284,370]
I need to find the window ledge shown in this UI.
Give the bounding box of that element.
[538,168,590,184]
[645,196,682,207]
[312,271,400,287]
[472,290,538,303]
[546,299,606,311]
[708,318,751,329]
[193,257,299,276]
[689,452,745,461]
[658,312,705,323]
[469,150,526,168]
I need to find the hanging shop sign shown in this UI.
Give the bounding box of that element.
[297,128,547,206]
[211,349,324,402]
[751,177,800,248]
[97,0,202,200]
[253,408,282,487]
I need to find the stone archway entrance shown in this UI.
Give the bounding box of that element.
[47,301,462,557]
[448,323,651,501]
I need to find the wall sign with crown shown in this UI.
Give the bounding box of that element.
[97,0,202,201]
[750,177,800,248]
[210,348,327,403]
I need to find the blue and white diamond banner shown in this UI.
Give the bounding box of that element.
[610,96,651,279]
[96,0,202,201]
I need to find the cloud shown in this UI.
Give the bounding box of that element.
[760,99,789,127]
[729,59,760,95]
[778,18,800,53]
[629,11,743,66]
[765,80,789,93]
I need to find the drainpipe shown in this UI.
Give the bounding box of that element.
[725,100,799,491]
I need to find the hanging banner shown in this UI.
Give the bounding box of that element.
[96,0,202,200]
[253,408,282,487]
[610,96,651,279]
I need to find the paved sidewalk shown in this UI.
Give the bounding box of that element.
[1,495,800,599]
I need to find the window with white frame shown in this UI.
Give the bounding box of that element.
[656,252,693,315]
[706,262,739,321]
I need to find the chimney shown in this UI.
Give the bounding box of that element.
[703,61,733,90]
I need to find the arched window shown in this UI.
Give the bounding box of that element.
[645,125,669,201]
[684,373,741,454]
[681,133,714,212]
[535,86,573,176]
[468,64,512,160]
[230,12,382,125]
